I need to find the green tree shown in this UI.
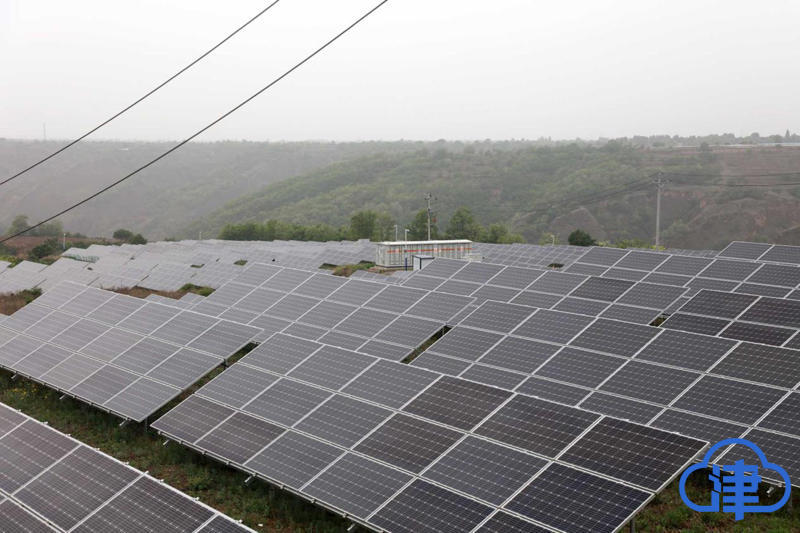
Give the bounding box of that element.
[568,229,596,246]
[29,239,58,260]
[7,215,30,236]
[371,213,395,242]
[113,229,134,241]
[407,209,438,240]
[445,206,483,240]
[129,234,147,245]
[349,210,378,240]
[485,223,525,243]
[30,220,63,237]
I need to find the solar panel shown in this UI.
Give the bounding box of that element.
[678,290,757,319]
[711,342,800,388]
[242,378,331,426]
[434,279,481,296]
[509,290,563,309]
[118,303,182,335]
[14,344,71,379]
[642,272,692,286]
[342,360,439,409]
[552,297,609,316]
[428,327,503,361]
[599,304,660,325]
[476,512,553,533]
[746,263,800,287]
[720,429,800,485]
[402,376,512,430]
[265,294,319,320]
[194,413,284,467]
[477,336,559,373]
[460,363,526,390]
[287,346,375,390]
[418,258,468,278]
[151,395,235,444]
[410,352,471,375]
[569,318,659,357]
[740,297,800,328]
[232,263,281,286]
[405,291,474,322]
[240,334,320,374]
[684,277,740,296]
[757,392,800,435]
[371,479,492,533]
[579,392,663,424]
[357,339,412,361]
[335,307,396,337]
[570,276,634,302]
[328,279,386,306]
[527,271,587,295]
[293,273,346,298]
[303,453,411,519]
[673,376,786,425]
[355,414,462,473]
[423,436,547,505]
[475,395,599,456]
[375,316,443,348]
[279,322,326,341]
[565,262,608,276]
[295,395,391,447]
[735,283,791,298]
[86,294,146,324]
[760,245,800,264]
[469,284,520,306]
[560,417,706,490]
[718,241,772,260]
[599,361,700,404]
[614,250,668,271]
[656,255,713,276]
[365,285,426,313]
[699,259,761,281]
[260,268,314,292]
[487,266,543,289]
[650,409,746,444]
[506,463,649,533]
[39,354,105,391]
[719,321,794,346]
[602,267,648,281]
[579,247,628,266]
[535,347,624,388]
[1,405,253,533]
[401,273,445,291]
[233,288,285,314]
[299,300,355,329]
[514,309,593,344]
[661,313,729,336]
[617,282,687,310]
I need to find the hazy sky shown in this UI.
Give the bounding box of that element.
[2,0,800,142]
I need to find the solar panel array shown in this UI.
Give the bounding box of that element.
[0,282,261,421]
[0,401,254,533]
[3,238,800,533]
[153,333,706,533]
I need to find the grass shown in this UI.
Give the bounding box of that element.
[320,262,377,277]
[0,288,41,315]
[0,361,348,532]
[633,468,799,531]
[180,283,216,297]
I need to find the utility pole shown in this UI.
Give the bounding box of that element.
[654,172,665,249]
[404,228,410,241]
[425,193,433,241]
[394,224,398,241]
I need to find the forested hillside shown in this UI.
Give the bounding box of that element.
[185,144,800,249]
[0,139,427,238]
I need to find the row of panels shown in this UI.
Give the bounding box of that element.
[152,329,707,533]
[0,402,254,533]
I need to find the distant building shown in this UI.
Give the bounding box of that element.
[375,239,473,268]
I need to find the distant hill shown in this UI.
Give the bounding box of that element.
[0,139,431,238]
[185,144,800,249]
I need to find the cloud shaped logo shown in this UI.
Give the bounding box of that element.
[680,438,791,520]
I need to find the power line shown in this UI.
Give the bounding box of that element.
[1,0,391,245]
[662,170,800,178]
[0,0,283,188]
[524,176,653,220]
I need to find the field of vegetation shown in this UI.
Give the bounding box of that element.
[185,143,800,250]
